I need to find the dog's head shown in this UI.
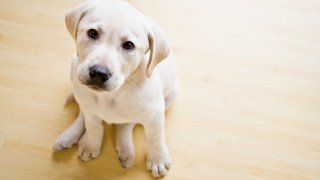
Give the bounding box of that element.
[65,0,170,92]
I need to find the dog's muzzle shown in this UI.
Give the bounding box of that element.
[87,65,112,90]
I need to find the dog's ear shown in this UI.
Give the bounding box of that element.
[146,18,170,77]
[65,2,88,40]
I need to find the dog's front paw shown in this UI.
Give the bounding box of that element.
[77,133,101,161]
[53,133,79,151]
[146,148,171,178]
[116,146,135,169]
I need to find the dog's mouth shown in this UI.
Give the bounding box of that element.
[86,82,118,92]
[78,76,109,92]
[86,82,113,92]
[88,85,106,92]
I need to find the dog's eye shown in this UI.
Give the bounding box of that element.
[87,29,98,39]
[122,41,135,50]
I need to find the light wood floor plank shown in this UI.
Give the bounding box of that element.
[0,0,319,179]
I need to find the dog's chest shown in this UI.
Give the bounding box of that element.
[95,97,128,123]
[74,89,136,124]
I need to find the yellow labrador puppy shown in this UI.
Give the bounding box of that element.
[53,0,178,177]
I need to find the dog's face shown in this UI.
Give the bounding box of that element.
[65,0,170,92]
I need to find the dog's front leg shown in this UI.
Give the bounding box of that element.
[115,123,136,168]
[78,112,103,161]
[143,115,171,178]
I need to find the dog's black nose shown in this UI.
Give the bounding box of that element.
[89,65,111,83]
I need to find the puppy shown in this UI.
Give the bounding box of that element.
[53,0,178,178]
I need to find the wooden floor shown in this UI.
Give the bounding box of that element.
[1,0,320,179]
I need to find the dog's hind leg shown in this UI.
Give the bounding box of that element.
[53,111,85,151]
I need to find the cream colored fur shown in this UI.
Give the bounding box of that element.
[53,0,178,178]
